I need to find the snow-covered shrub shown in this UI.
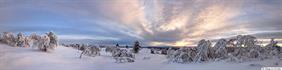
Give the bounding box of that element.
[150,48,163,54]
[264,38,281,57]
[0,32,17,46]
[15,32,30,47]
[248,48,260,58]
[166,48,176,59]
[47,32,58,48]
[235,35,257,47]
[0,33,2,42]
[80,46,100,58]
[112,49,135,63]
[224,38,282,62]
[29,33,41,48]
[225,53,242,62]
[105,46,135,63]
[166,35,281,63]
[0,32,59,52]
[167,39,228,63]
[37,35,51,52]
[105,46,119,54]
[166,47,197,63]
[29,32,59,52]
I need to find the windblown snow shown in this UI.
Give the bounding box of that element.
[0,44,280,70]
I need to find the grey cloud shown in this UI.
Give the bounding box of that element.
[0,0,281,46]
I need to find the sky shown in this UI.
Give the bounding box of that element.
[0,0,281,46]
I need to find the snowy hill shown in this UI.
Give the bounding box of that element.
[0,44,280,70]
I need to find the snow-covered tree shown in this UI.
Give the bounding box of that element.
[31,32,58,52]
[29,33,41,48]
[0,32,59,52]
[213,39,228,59]
[1,32,16,46]
[105,46,135,63]
[16,32,25,47]
[194,39,211,62]
[164,35,280,63]
[47,32,58,48]
[166,47,198,63]
[133,41,141,53]
[235,35,257,47]
[265,38,280,56]
[38,35,50,52]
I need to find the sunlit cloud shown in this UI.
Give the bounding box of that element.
[0,0,281,46]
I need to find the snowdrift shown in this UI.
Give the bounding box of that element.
[0,43,281,70]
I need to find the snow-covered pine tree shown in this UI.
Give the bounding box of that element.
[16,32,25,47]
[133,41,141,53]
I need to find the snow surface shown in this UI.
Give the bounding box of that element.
[0,44,280,70]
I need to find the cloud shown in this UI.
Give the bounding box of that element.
[0,0,281,46]
[58,35,119,40]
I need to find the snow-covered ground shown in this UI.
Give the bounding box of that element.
[0,44,280,70]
